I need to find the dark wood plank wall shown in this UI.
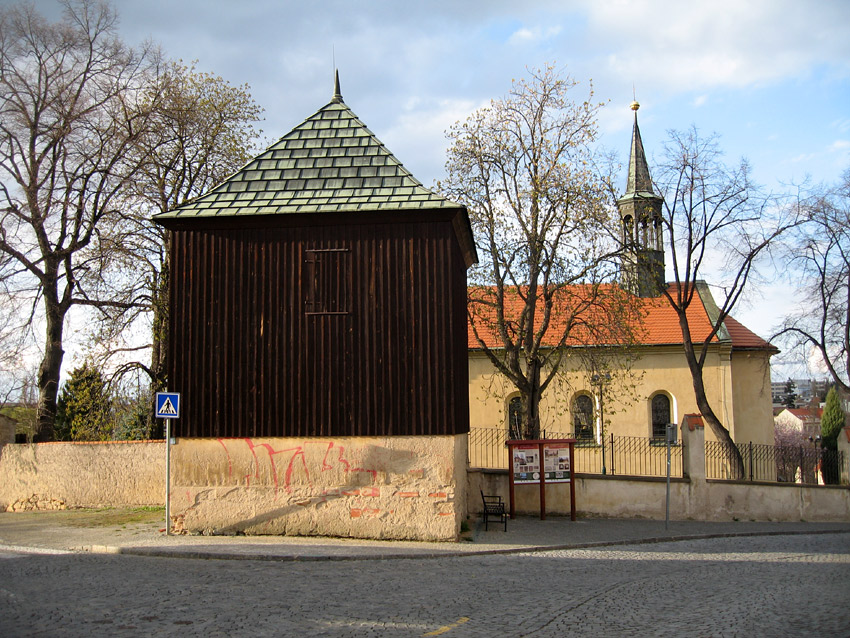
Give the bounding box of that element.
[167,216,469,438]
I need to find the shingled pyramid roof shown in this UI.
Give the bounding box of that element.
[155,74,462,219]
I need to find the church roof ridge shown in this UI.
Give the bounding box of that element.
[466,282,777,352]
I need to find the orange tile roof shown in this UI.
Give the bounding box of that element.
[723,315,776,350]
[467,283,776,352]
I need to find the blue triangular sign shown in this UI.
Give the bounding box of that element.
[156,392,180,419]
[159,398,177,416]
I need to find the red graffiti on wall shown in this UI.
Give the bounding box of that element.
[241,438,309,494]
[320,442,378,481]
[214,438,383,495]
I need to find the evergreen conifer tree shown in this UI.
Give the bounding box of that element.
[54,362,114,441]
[820,386,844,449]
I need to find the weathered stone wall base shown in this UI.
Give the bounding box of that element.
[170,435,467,541]
[467,469,850,522]
[6,495,67,512]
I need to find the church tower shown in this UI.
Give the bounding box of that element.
[618,101,665,297]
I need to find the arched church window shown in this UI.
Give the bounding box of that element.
[508,396,523,440]
[653,217,663,251]
[651,393,671,439]
[623,215,634,245]
[573,394,594,440]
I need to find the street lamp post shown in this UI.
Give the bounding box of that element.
[591,372,611,475]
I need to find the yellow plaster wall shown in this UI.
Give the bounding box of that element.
[467,469,850,522]
[729,351,775,445]
[169,435,466,541]
[469,344,772,444]
[0,441,164,509]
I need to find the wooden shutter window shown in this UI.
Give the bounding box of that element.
[304,247,351,315]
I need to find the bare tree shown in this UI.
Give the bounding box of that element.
[0,0,157,440]
[654,127,799,474]
[90,60,263,418]
[441,66,639,439]
[774,169,849,394]
[0,296,32,405]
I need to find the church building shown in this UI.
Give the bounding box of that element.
[467,103,777,450]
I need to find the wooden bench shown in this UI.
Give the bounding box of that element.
[480,490,507,531]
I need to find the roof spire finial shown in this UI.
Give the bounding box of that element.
[625,98,653,195]
[332,69,342,104]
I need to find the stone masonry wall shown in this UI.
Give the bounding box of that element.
[0,441,165,510]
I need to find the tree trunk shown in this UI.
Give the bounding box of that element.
[148,247,170,439]
[34,296,66,442]
[681,336,745,478]
[523,358,542,440]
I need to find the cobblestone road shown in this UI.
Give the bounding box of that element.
[1,533,848,637]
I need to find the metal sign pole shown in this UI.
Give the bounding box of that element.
[507,441,516,520]
[569,441,576,521]
[665,423,673,530]
[165,419,171,536]
[538,441,546,520]
[155,391,180,537]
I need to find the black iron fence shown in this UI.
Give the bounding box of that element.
[468,427,682,478]
[469,427,848,486]
[705,439,847,484]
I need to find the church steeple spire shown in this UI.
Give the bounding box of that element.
[625,101,654,196]
[617,101,665,297]
[331,69,343,104]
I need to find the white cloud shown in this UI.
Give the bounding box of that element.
[508,25,563,46]
[829,140,850,152]
[380,97,486,185]
[692,95,708,108]
[580,0,850,93]
[789,152,817,164]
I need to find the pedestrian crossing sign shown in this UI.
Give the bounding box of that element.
[155,392,181,419]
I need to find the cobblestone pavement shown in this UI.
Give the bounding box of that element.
[1,533,848,637]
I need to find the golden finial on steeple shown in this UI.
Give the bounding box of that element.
[630,100,640,111]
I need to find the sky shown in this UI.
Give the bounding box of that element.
[31,0,850,379]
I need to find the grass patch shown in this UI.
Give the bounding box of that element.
[65,507,165,527]
[4,506,164,528]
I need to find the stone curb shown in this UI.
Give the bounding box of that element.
[0,544,73,555]
[73,527,850,563]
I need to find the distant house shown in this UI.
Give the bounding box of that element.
[771,378,831,408]
[774,407,823,440]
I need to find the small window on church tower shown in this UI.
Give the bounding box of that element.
[623,215,634,245]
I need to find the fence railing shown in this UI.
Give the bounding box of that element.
[705,440,847,484]
[469,427,848,486]
[468,427,682,479]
